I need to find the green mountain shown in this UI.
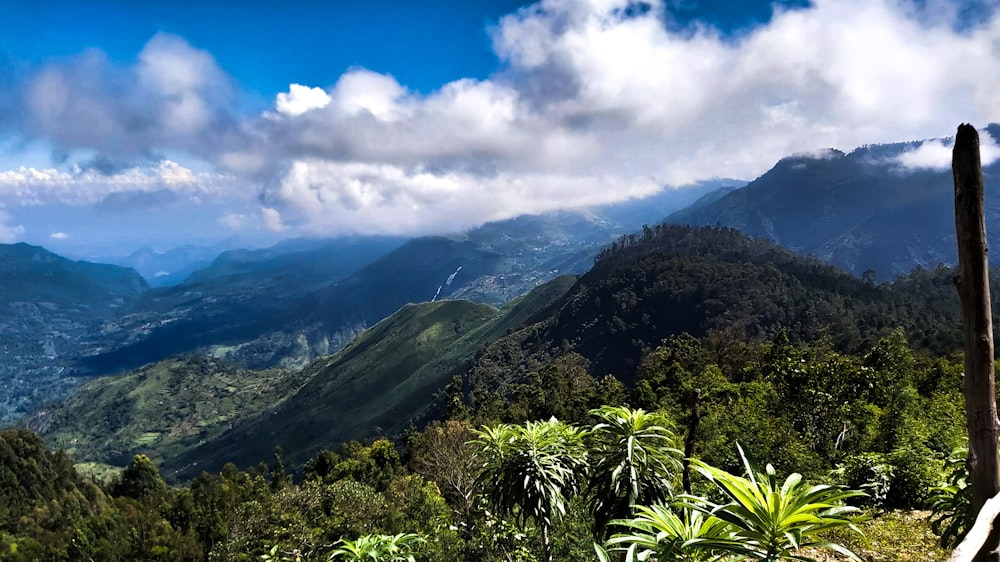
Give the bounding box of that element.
[167,275,575,478]
[462,224,972,401]
[0,242,147,307]
[79,211,636,376]
[26,356,312,468]
[31,276,576,479]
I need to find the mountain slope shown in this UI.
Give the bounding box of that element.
[667,127,1000,279]
[165,275,577,478]
[26,356,310,468]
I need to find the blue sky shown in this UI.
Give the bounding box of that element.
[0,0,998,257]
[1,0,812,98]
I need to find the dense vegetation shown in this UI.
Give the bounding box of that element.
[2,224,983,559]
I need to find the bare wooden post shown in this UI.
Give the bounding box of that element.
[953,123,1000,561]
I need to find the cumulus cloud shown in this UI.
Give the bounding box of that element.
[49,231,68,239]
[275,84,331,117]
[6,0,1000,238]
[230,0,1000,234]
[10,33,238,164]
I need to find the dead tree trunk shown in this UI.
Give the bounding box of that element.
[953,123,1000,562]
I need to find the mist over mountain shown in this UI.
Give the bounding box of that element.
[668,125,1000,280]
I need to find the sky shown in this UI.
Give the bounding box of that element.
[1,0,999,258]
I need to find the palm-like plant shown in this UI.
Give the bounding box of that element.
[685,445,865,561]
[327,532,424,561]
[597,503,741,562]
[586,405,684,539]
[472,418,588,562]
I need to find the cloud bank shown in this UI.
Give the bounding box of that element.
[3,0,1000,239]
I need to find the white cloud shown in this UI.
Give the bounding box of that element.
[896,130,1000,170]
[275,84,332,117]
[261,207,285,232]
[12,33,237,161]
[7,0,1000,239]
[238,0,1000,233]
[266,158,659,235]
[0,161,234,206]
[220,212,249,230]
[49,231,69,239]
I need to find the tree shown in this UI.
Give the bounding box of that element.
[953,122,1000,561]
[584,406,682,539]
[408,420,478,534]
[472,418,588,562]
[111,454,167,500]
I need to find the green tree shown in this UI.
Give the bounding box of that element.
[597,503,738,562]
[472,418,588,562]
[112,454,167,500]
[584,406,682,539]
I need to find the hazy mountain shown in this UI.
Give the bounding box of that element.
[0,183,730,421]
[105,245,220,287]
[0,244,147,421]
[667,126,1000,280]
[77,203,708,377]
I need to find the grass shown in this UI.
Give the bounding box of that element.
[803,510,949,561]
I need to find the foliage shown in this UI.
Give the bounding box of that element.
[928,447,973,549]
[834,453,894,510]
[328,532,425,561]
[472,418,588,562]
[111,454,168,499]
[598,503,738,561]
[584,405,683,539]
[685,445,865,561]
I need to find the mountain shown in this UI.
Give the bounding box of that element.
[77,209,670,376]
[26,355,312,468]
[1,183,730,421]
[0,243,147,421]
[31,275,577,479]
[667,126,1000,279]
[461,225,972,401]
[36,224,977,478]
[105,245,220,287]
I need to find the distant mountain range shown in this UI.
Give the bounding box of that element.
[668,125,1000,280]
[0,183,733,422]
[10,126,1000,465]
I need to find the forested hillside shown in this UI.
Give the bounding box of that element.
[462,224,974,402]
